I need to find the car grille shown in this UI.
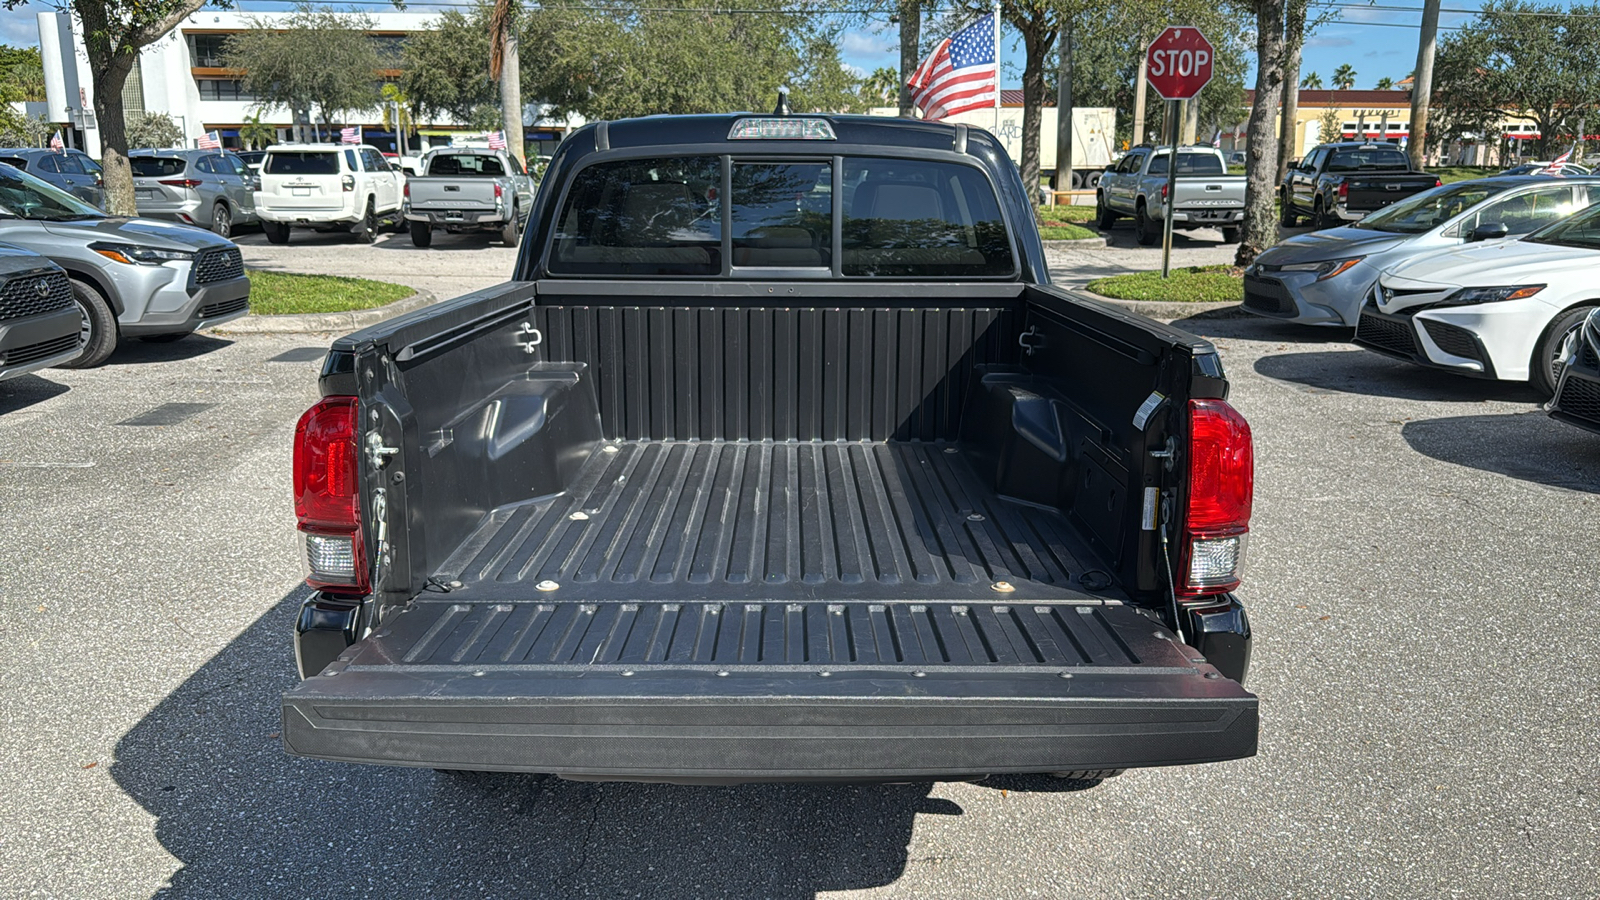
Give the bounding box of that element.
[1,332,78,367]
[1242,276,1296,315]
[1357,312,1418,357]
[194,248,244,284]
[1579,339,1598,370]
[1420,319,1484,363]
[198,297,249,319]
[0,270,72,321]
[1554,375,1600,425]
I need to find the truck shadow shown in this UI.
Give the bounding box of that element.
[376,231,514,252]
[110,334,235,366]
[1252,350,1545,403]
[0,373,69,414]
[111,587,935,899]
[1401,412,1600,493]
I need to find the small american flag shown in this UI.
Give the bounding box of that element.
[1541,146,1574,176]
[197,130,221,150]
[340,126,360,144]
[48,131,63,151]
[486,130,507,150]
[907,14,997,121]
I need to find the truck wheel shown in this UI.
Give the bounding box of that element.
[210,202,232,238]
[1096,195,1116,230]
[501,210,520,247]
[1279,193,1298,227]
[1086,171,1102,189]
[1531,305,1594,396]
[1221,226,1241,244]
[1313,196,1332,229]
[411,224,433,248]
[1135,202,1158,246]
[57,278,118,369]
[264,221,290,244]
[1068,171,1084,190]
[357,199,378,244]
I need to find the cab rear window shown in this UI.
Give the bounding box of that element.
[131,157,186,177]
[264,152,341,175]
[1147,154,1225,176]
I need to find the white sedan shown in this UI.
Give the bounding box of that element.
[1353,203,1600,395]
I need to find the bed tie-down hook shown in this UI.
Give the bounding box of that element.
[1017,325,1043,356]
[516,322,543,354]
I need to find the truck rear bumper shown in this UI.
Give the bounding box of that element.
[283,598,1257,781]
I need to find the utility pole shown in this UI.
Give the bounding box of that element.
[1409,0,1440,168]
[1132,36,1149,146]
[1053,13,1074,191]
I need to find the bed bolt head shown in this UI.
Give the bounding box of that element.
[991,581,1015,593]
[536,580,560,592]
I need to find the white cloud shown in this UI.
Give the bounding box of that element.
[839,31,895,57]
[1,12,41,48]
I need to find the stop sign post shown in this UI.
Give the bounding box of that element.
[1146,27,1214,276]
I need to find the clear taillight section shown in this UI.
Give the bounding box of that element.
[293,396,368,594]
[1179,399,1253,596]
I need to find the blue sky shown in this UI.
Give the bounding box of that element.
[0,1,1563,94]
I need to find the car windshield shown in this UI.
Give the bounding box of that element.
[264,151,340,175]
[1524,202,1600,250]
[0,165,105,220]
[1146,153,1225,175]
[1352,182,1506,233]
[1325,148,1410,171]
[130,157,186,177]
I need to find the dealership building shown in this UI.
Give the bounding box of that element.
[32,10,583,157]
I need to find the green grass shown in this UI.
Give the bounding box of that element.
[1086,265,1243,304]
[1035,203,1099,223]
[1429,165,1499,184]
[246,269,414,316]
[1039,223,1099,240]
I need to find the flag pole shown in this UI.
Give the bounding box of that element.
[993,0,1001,134]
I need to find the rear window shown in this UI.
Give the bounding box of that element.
[548,154,1012,278]
[427,154,506,176]
[0,157,25,170]
[1327,148,1410,171]
[264,151,341,175]
[131,157,186,177]
[1147,153,1225,176]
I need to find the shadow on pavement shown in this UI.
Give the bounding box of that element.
[375,232,512,252]
[1253,350,1544,403]
[111,334,235,366]
[113,587,932,899]
[0,373,69,414]
[1170,312,1351,343]
[1402,411,1600,493]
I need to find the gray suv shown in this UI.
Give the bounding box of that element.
[130,149,259,238]
[0,163,251,367]
[0,244,79,381]
[0,148,106,209]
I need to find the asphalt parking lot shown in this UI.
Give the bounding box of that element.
[1,237,1596,898]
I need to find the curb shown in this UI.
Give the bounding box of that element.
[207,289,437,334]
[1077,290,1247,321]
[1041,237,1108,248]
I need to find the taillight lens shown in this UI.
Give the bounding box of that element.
[1179,399,1253,596]
[493,182,504,200]
[159,178,203,189]
[403,181,410,199]
[1160,183,1169,203]
[1337,182,1349,199]
[293,396,368,594]
[1434,178,1443,187]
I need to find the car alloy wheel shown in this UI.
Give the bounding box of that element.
[211,203,232,238]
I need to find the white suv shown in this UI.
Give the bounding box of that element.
[255,143,404,244]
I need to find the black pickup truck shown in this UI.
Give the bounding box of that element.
[1281,141,1440,228]
[282,113,1258,782]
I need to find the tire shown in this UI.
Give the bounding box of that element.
[1068,170,1084,190]
[501,209,520,247]
[139,333,190,343]
[210,202,232,239]
[411,224,433,248]
[1096,194,1116,230]
[1279,192,1298,227]
[356,199,378,244]
[57,278,118,369]
[1531,305,1594,396]
[1135,202,1158,246]
[1086,171,1102,189]
[1221,226,1241,244]
[264,221,290,244]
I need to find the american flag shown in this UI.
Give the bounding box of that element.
[1211,130,1222,149]
[1541,146,1574,176]
[197,130,221,150]
[907,13,997,121]
[486,130,507,150]
[48,131,62,151]
[340,126,360,144]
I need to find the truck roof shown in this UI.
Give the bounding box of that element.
[566,113,999,155]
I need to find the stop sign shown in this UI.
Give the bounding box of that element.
[1146,26,1213,100]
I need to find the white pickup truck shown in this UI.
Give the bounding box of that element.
[402,148,535,247]
[1096,146,1246,245]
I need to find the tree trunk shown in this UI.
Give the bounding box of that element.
[501,20,525,165]
[898,0,921,117]
[1276,0,1306,184]
[1052,15,1074,192]
[1019,27,1052,203]
[1132,36,1149,146]
[1408,0,1440,169]
[1182,98,1198,145]
[89,57,137,216]
[1235,0,1287,267]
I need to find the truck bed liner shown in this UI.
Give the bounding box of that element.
[437,439,1113,604]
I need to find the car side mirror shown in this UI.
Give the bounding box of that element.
[1467,222,1509,243]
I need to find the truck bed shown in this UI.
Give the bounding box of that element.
[438,438,1114,605]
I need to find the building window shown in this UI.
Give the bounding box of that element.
[197,79,258,102]
[123,56,144,114]
[187,33,231,67]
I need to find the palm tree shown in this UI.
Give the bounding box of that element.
[1333,64,1356,91]
[488,0,523,165]
[1301,71,1323,90]
[1375,77,1394,90]
[865,67,899,106]
[240,112,276,151]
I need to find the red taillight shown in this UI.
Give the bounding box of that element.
[1179,399,1253,596]
[403,181,410,199]
[1160,183,1169,203]
[293,396,368,594]
[494,182,504,200]
[1337,182,1349,199]
[1434,178,1443,187]
[159,178,202,189]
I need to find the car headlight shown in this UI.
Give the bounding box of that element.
[1279,256,1365,280]
[1436,284,1545,306]
[89,242,196,265]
